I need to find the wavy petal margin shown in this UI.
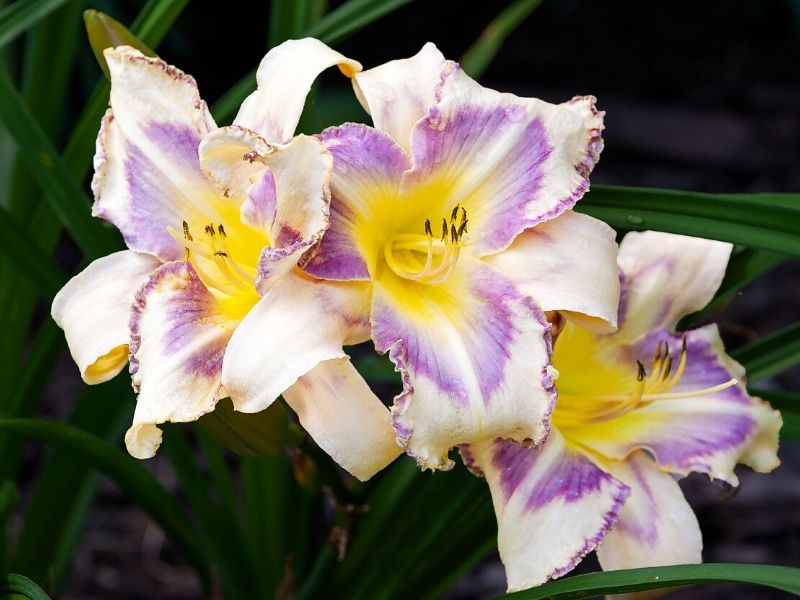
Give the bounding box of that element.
[372,258,555,469]
[401,62,604,256]
[462,430,629,592]
[93,47,219,262]
[571,325,781,485]
[126,261,238,458]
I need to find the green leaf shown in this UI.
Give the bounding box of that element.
[460,0,543,79]
[578,185,800,256]
[198,397,289,456]
[0,573,51,600]
[269,0,317,46]
[11,375,131,587]
[731,321,800,384]
[499,563,800,599]
[680,248,787,328]
[212,0,418,124]
[0,203,67,297]
[0,418,210,588]
[0,0,69,49]
[0,66,119,258]
[161,427,257,599]
[751,388,800,441]
[306,0,415,45]
[84,9,157,79]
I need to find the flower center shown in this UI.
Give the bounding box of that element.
[168,220,257,297]
[554,336,738,428]
[383,204,468,285]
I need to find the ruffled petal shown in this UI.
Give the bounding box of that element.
[352,42,446,153]
[567,325,775,485]
[461,430,629,591]
[199,125,273,196]
[616,231,732,343]
[234,38,361,144]
[596,452,702,571]
[92,47,220,262]
[303,123,411,281]
[401,62,604,256]
[51,250,160,384]
[372,258,555,470]
[253,134,333,292]
[738,396,782,473]
[221,274,371,414]
[486,210,620,333]
[283,358,401,481]
[126,261,238,458]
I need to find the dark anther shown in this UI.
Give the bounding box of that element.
[460,206,467,225]
[441,218,448,241]
[457,220,468,238]
[214,251,228,257]
[450,204,459,223]
[182,220,193,241]
[663,357,673,379]
[204,224,215,236]
[218,224,226,237]
[424,219,433,237]
[681,334,687,353]
[636,360,646,381]
[450,223,458,243]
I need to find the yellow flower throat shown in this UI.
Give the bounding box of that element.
[554,334,738,429]
[383,204,468,285]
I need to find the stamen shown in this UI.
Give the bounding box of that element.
[168,220,255,296]
[555,337,740,428]
[384,206,469,285]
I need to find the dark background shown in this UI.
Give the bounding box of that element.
[34,0,800,597]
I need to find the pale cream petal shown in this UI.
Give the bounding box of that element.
[283,358,402,481]
[487,210,620,333]
[51,250,160,384]
[234,38,361,143]
[126,261,238,459]
[596,452,702,572]
[221,274,371,414]
[738,397,782,473]
[255,134,333,292]
[372,258,555,470]
[462,430,629,591]
[199,125,273,196]
[353,42,446,152]
[616,231,732,343]
[93,47,220,262]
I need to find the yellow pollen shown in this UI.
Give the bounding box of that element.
[383,204,468,285]
[555,335,738,427]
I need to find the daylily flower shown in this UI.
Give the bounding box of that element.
[300,43,620,469]
[461,231,782,592]
[51,40,402,480]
